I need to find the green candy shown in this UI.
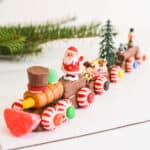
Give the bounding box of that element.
[48,69,59,84]
[66,106,75,119]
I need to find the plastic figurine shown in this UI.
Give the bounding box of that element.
[62,46,83,81]
[128,28,134,48]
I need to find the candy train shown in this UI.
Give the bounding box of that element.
[3,45,146,137]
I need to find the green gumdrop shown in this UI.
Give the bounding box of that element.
[66,106,75,119]
[48,69,59,84]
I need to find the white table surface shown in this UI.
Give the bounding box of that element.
[0,37,150,150]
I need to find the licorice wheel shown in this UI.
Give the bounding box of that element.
[77,87,94,108]
[41,107,63,131]
[94,75,108,94]
[56,99,75,122]
[126,57,138,72]
[11,99,23,111]
[110,66,124,83]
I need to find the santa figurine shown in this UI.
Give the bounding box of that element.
[62,46,84,81]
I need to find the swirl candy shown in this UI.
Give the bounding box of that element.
[41,107,63,131]
[110,66,124,83]
[56,99,75,122]
[77,87,94,108]
[11,99,23,111]
[125,57,138,72]
[94,75,109,94]
[135,50,142,64]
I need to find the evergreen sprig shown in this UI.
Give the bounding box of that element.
[0,28,26,55]
[0,17,101,58]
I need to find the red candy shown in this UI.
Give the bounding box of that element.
[4,108,41,137]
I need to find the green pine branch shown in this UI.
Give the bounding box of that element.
[0,17,101,58]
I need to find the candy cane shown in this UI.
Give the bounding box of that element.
[11,99,23,111]
[56,99,75,122]
[110,66,124,83]
[41,107,63,131]
[77,88,94,108]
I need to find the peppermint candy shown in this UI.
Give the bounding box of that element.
[11,99,23,111]
[77,88,94,108]
[41,107,63,131]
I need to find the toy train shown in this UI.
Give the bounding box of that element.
[4,45,146,137]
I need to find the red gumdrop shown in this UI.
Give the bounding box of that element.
[87,92,94,104]
[143,54,147,61]
[4,108,41,137]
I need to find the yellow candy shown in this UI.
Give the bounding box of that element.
[22,97,35,109]
[118,69,124,79]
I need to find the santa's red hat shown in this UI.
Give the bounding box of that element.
[67,46,78,54]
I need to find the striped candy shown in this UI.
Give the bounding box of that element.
[125,57,137,72]
[41,107,61,131]
[11,99,23,111]
[110,66,122,83]
[77,88,94,108]
[56,99,73,122]
[135,51,142,64]
[94,75,107,94]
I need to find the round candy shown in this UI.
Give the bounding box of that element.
[135,50,142,64]
[48,69,59,84]
[126,57,137,72]
[66,106,75,119]
[118,69,124,79]
[110,65,124,83]
[94,75,108,94]
[77,88,94,108]
[11,99,23,111]
[142,54,147,61]
[41,107,63,131]
[56,99,75,122]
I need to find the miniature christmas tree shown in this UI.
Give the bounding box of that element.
[99,20,117,66]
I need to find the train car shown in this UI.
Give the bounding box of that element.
[117,46,146,72]
[83,58,124,84]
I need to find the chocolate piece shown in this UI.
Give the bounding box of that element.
[60,74,86,108]
[68,95,78,108]
[117,47,139,62]
[60,74,86,98]
[27,66,49,87]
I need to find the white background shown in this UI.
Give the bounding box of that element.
[0,0,150,149]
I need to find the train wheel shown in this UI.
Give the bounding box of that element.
[126,57,138,72]
[135,50,142,64]
[142,54,147,61]
[41,107,63,131]
[110,66,124,83]
[11,99,23,111]
[56,99,75,122]
[77,88,94,108]
[94,76,109,94]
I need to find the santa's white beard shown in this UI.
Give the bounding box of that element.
[63,56,78,64]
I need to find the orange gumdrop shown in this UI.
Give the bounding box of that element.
[53,114,64,126]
